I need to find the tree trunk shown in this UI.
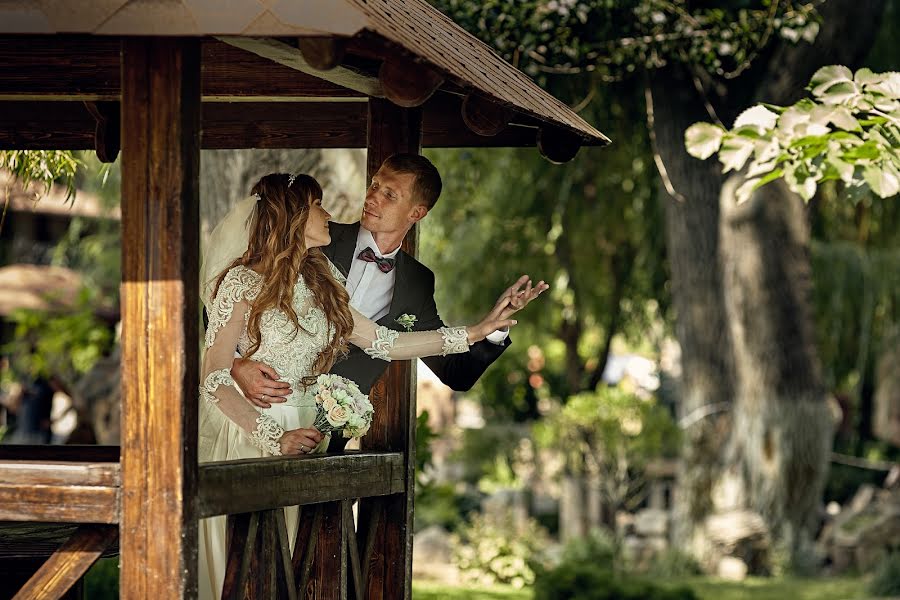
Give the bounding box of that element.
[652,0,886,569]
[650,65,734,547]
[718,177,833,570]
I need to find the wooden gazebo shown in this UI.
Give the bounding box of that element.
[0,1,608,598]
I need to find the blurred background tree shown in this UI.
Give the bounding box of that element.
[427,0,898,571]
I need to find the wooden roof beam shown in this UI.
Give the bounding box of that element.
[378,55,444,108]
[0,100,542,151]
[217,36,383,98]
[0,37,365,102]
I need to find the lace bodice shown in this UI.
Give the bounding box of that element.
[200,263,471,456]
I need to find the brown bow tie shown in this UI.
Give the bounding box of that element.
[357,247,395,273]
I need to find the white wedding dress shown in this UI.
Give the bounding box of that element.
[197,263,470,599]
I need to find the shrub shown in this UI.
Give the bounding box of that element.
[869,551,900,597]
[557,528,620,573]
[533,561,697,600]
[645,548,703,578]
[452,506,551,588]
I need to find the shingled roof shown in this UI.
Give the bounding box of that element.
[0,0,609,145]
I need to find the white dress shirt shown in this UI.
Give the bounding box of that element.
[346,227,508,344]
[346,227,400,321]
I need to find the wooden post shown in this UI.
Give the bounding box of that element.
[120,38,200,599]
[357,98,423,600]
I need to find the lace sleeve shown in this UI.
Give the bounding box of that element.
[201,269,284,455]
[347,306,471,362]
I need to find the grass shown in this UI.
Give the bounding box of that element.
[413,580,532,599]
[413,575,875,600]
[666,576,871,600]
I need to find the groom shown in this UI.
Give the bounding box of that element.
[231,154,541,450]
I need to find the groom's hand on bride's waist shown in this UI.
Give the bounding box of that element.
[231,358,292,409]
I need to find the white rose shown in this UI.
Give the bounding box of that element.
[322,395,337,411]
[326,404,349,427]
[317,389,333,406]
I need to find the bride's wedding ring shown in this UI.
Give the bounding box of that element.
[261,394,267,400]
[300,444,307,453]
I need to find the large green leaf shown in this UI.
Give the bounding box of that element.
[810,65,854,97]
[719,136,755,172]
[863,163,900,197]
[685,123,725,159]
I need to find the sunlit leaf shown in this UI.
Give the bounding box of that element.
[685,123,725,159]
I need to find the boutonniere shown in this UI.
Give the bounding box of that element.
[396,313,417,332]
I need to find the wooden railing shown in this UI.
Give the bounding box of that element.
[0,448,409,599]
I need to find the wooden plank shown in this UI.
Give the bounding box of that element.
[198,452,405,518]
[0,36,120,101]
[202,40,363,102]
[217,37,383,98]
[358,98,422,600]
[344,500,364,600]
[251,510,279,599]
[0,37,362,101]
[0,483,118,524]
[307,502,345,600]
[222,512,258,600]
[0,559,83,600]
[0,523,119,559]
[11,525,117,600]
[0,445,119,462]
[0,96,541,151]
[274,509,299,600]
[201,102,367,149]
[0,460,120,487]
[120,37,200,600]
[293,504,324,596]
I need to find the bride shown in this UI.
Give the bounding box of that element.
[197,173,530,598]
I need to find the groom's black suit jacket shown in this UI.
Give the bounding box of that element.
[324,221,510,396]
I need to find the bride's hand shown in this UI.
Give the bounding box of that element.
[279,428,324,455]
[467,295,518,343]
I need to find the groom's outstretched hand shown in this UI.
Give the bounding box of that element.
[231,357,292,408]
[496,275,549,321]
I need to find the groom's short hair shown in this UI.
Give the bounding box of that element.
[382,154,442,210]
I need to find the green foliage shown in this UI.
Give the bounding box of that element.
[455,424,532,490]
[533,386,679,510]
[452,506,552,588]
[423,82,667,407]
[869,551,900,597]
[645,549,704,579]
[686,66,900,202]
[533,562,698,600]
[0,150,79,200]
[556,528,620,573]
[84,558,119,600]
[416,410,438,484]
[415,411,483,532]
[430,1,817,82]
[415,481,482,533]
[4,288,115,387]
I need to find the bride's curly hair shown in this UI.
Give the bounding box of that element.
[214,173,353,381]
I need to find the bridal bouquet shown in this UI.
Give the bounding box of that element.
[309,374,374,439]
